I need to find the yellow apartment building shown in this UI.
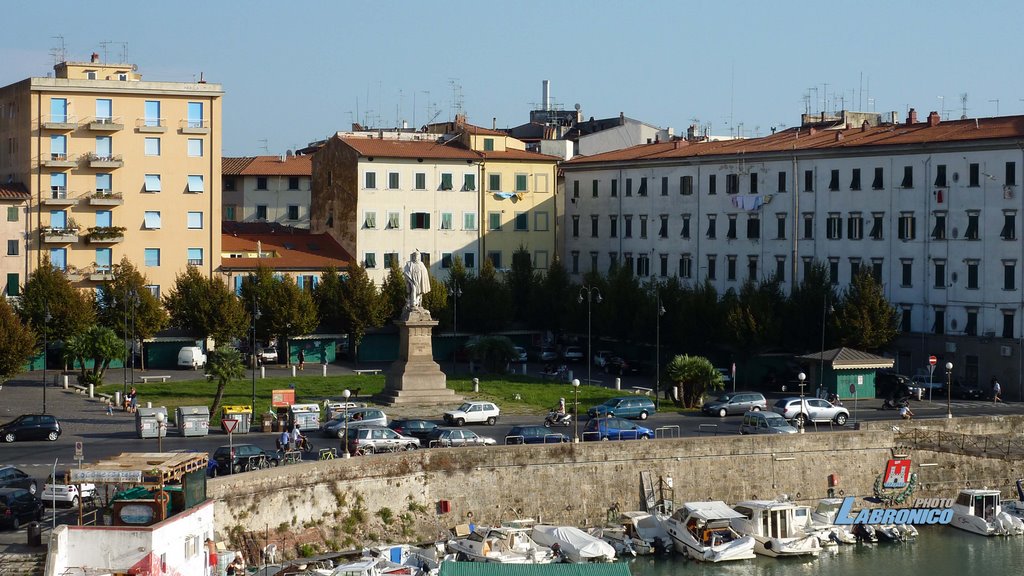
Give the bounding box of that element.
[0,54,223,298]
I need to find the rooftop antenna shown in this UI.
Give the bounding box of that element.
[449,78,464,121]
[938,96,945,120]
[258,139,269,154]
[802,91,811,115]
[49,35,66,66]
[960,93,968,119]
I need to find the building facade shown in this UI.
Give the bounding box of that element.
[563,110,1024,393]
[0,183,30,297]
[0,55,223,296]
[222,154,312,228]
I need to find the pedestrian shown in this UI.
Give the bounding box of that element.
[992,377,1002,403]
[899,404,914,420]
[106,399,114,416]
[297,349,305,371]
[278,427,290,452]
[127,387,138,414]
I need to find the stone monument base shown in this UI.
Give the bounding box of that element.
[378,307,462,406]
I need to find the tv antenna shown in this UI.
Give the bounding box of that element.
[448,78,464,120]
[960,93,969,119]
[258,139,269,154]
[49,36,67,65]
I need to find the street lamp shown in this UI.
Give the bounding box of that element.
[449,282,462,371]
[571,378,581,443]
[252,303,260,411]
[41,304,51,414]
[128,289,137,386]
[577,285,602,387]
[342,389,351,458]
[155,411,165,452]
[654,291,665,410]
[945,361,953,419]
[797,372,807,433]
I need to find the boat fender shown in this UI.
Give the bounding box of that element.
[764,540,773,550]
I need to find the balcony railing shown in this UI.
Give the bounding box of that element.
[42,227,80,243]
[85,226,126,244]
[87,116,124,131]
[88,264,114,282]
[86,153,123,168]
[40,153,77,168]
[179,118,210,134]
[136,118,167,133]
[42,115,78,130]
[41,188,77,206]
[88,191,124,206]
[187,258,204,266]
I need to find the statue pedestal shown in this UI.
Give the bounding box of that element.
[379,308,461,406]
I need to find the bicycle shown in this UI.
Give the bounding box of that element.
[318,448,337,460]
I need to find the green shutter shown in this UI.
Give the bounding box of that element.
[6,273,18,296]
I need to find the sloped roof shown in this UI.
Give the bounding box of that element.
[338,136,481,161]
[222,155,311,176]
[0,182,29,200]
[220,222,350,271]
[479,149,561,162]
[797,347,894,370]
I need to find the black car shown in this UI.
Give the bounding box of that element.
[0,467,37,494]
[604,357,648,376]
[948,380,986,400]
[0,414,61,443]
[505,425,570,445]
[0,488,44,530]
[211,444,279,475]
[388,419,438,441]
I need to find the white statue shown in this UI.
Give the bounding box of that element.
[403,250,431,309]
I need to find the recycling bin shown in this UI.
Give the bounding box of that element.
[262,413,274,433]
[176,406,210,437]
[221,405,252,434]
[136,407,168,439]
[27,522,42,546]
[289,403,321,432]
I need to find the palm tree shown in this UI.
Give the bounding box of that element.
[664,354,722,408]
[205,347,245,417]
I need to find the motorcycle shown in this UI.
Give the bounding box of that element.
[295,435,313,454]
[881,397,910,410]
[544,411,573,428]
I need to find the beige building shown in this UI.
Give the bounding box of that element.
[1,183,30,297]
[222,154,312,228]
[0,54,223,297]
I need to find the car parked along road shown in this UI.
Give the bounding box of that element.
[0,414,61,443]
[443,402,500,426]
[587,396,655,420]
[702,391,767,417]
[772,397,849,426]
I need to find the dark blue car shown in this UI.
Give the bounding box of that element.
[505,425,570,445]
[582,417,654,441]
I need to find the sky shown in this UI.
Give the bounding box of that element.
[4,0,1024,156]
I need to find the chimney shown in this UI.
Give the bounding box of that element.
[809,127,817,136]
[861,120,869,132]
[455,113,466,127]
[542,80,550,111]
[927,111,941,127]
[90,52,99,63]
[906,108,918,125]
[492,117,496,130]
[620,112,625,126]
[835,132,843,142]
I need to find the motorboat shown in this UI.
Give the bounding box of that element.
[1003,479,1024,520]
[364,544,442,576]
[447,526,557,563]
[588,526,641,557]
[732,500,822,557]
[661,501,756,562]
[950,488,1024,536]
[531,525,616,562]
[620,510,672,554]
[808,499,857,545]
[852,524,878,543]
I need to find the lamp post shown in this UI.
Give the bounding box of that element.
[449,282,461,371]
[155,411,165,452]
[252,302,260,411]
[945,361,953,419]
[342,389,351,458]
[41,304,50,414]
[797,372,807,433]
[819,296,832,398]
[654,290,665,410]
[577,285,602,387]
[122,294,128,399]
[128,289,137,386]
[571,378,581,443]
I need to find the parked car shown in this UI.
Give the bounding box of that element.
[177,346,207,370]
[41,470,95,507]
[345,425,420,454]
[211,444,279,475]
[322,408,389,437]
[426,428,497,447]
[257,346,278,364]
[772,397,850,426]
[388,419,439,442]
[702,391,767,417]
[0,467,37,494]
[0,488,44,530]
[593,350,614,368]
[587,396,656,420]
[0,414,61,443]
[911,375,943,393]
[537,348,559,362]
[513,347,528,363]
[443,401,500,426]
[505,425,570,445]
[604,357,648,376]
[739,411,799,435]
[562,346,585,363]
[947,380,986,400]
[582,417,654,441]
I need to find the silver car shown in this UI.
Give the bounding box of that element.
[321,408,388,437]
[702,391,767,417]
[771,397,849,426]
[426,428,497,447]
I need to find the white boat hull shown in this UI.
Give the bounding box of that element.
[662,513,755,562]
[752,535,821,558]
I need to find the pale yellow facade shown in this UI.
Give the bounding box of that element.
[0,59,223,296]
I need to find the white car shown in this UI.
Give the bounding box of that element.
[562,346,585,362]
[593,350,614,367]
[771,397,849,426]
[42,471,95,507]
[177,346,207,370]
[513,347,528,363]
[443,401,500,426]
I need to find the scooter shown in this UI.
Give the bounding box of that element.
[544,411,573,428]
[881,397,910,410]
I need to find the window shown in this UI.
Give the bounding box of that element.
[826,213,842,240]
[364,172,376,189]
[708,174,716,195]
[870,213,884,240]
[850,257,861,278]
[1004,261,1016,290]
[515,174,528,192]
[776,214,786,239]
[224,205,236,221]
[707,255,716,280]
[288,177,300,190]
[463,173,475,191]
[934,260,946,288]
[6,206,17,222]
[828,169,840,191]
[464,252,476,269]
[680,175,693,195]
[900,166,913,188]
[365,211,378,228]
[187,175,204,193]
[535,212,549,231]
[143,211,161,229]
[659,215,668,238]
[463,212,476,230]
[726,215,737,239]
[50,173,66,197]
[850,168,861,190]
[50,98,68,123]
[256,176,268,190]
[901,308,912,333]
[681,214,690,239]
[95,99,112,122]
[749,173,758,194]
[489,174,501,192]
[932,212,946,240]
[256,205,268,220]
[388,172,399,189]
[50,135,66,158]
[898,213,916,240]
[441,253,453,269]
[775,257,785,281]
[7,239,17,256]
[777,171,787,192]
[570,251,580,274]
[804,170,814,192]
[514,212,528,231]
[847,213,863,240]
[969,163,980,187]
[187,102,203,128]
[872,167,884,190]
[901,260,913,287]
[49,248,66,271]
[144,100,160,127]
[935,164,947,187]
[638,177,648,197]
[591,180,599,197]
[965,211,979,240]
[144,174,161,192]
[95,248,112,272]
[95,136,112,158]
[1007,162,1017,186]
[828,258,839,285]
[661,176,669,196]
[1001,212,1016,240]
[964,309,978,336]
[747,256,758,281]
[488,212,502,231]
[967,260,979,289]
[611,179,618,197]
[636,253,650,276]
[706,215,716,239]
[534,251,549,269]
[287,205,299,220]
[437,173,452,190]
[144,137,160,156]
[144,248,160,267]
[440,212,453,230]
[364,253,377,268]
[726,173,739,194]
[572,215,580,238]
[93,210,111,228]
[384,252,399,268]
[659,254,668,277]
[483,138,494,151]
[624,215,633,238]
[609,215,618,238]
[934,308,945,335]
[488,251,501,269]
[591,215,599,237]
[187,138,203,157]
[410,212,430,229]
[625,178,633,197]
[746,215,760,239]
[680,254,692,279]
[803,214,814,239]
[387,212,400,229]
[1004,312,1015,338]
[727,255,737,281]
[5,273,18,297]
[871,258,883,283]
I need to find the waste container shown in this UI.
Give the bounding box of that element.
[136,407,168,439]
[289,403,321,432]
[176,406,210,437]
[27,522,41,546]
[276,407,290,432]
[261,413,274,433]
[221,405,252,434]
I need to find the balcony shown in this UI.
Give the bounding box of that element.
[40,153,77,168]
[179,119,210,135]
[41,188,77,206]
[135,118,167,133]
[88,265,115,282]
[87,116,124,132]
[41,115,78,131]
[42,227,80,244]
[88,192,124,206]
[64,267,84,282]
[84,226,126,244]
[187,259,204,266]
[86,153,123,169]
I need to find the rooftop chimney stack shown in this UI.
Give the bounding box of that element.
[927,111,941,127]
[907,108,918,125]
[90,52,99,63]
[542,80,550,111]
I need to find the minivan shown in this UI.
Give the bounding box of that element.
[739,411,798,435]
[177,346,207,370]
[587,396,656,420]
[702,391,767,417]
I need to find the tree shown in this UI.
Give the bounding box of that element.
[64,325,125,386]
[239,267,318,363]
[463,335,518,373]
[459,258,511,334]
[314,267,345,332]
[783,261,834,353]
[0,298,35,385]
[205,347,245,418]
[722,276,786,360]
[163,266,248,345]
[530,257,572,335]
[17,258,95,348]
[338,262,383,361]
[379,258,406,322]
[832,269,900,351]
[507,246,535,327]
[96,258,169,370]
[664,354,722,408]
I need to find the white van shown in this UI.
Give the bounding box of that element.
[739,410,798,435]
[177,346,207,370]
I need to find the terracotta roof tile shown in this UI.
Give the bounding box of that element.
[0,182,29,200]
[339,136,481,161]
[479,149,562,162]
[220,223,350,271]
[222,157,255,175]
[223,155,311,176]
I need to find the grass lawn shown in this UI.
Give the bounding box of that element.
[96,373,633,425]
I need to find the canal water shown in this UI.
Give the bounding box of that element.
[625,526,1024,575]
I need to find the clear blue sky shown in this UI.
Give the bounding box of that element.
[5,0,1022,156]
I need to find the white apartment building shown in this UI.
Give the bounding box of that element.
[222,154,312,228]
[563,110,1024,392]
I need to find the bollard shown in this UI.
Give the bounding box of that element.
[322,364,327,377]
[115,391,122,408]
[521,364,527,375]
[146,401,152,409]
[88,383,94,398]
[473,378,479,393]
[567,370,573,383]
[291,366,296,377]
[615,377,621,390]
[260,366,265,379]
[62,375,69,389]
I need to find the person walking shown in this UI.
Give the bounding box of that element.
[297,349,305,371]
[992,377,1002,403]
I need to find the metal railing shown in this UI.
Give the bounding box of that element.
[896,429,1024,460]
[655,425,680,439]
[179,119,210,130]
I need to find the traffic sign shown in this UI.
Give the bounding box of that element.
[849,383,856,394]
[74,441,82,460]
[222,418,238,434]
[929,355,937,366]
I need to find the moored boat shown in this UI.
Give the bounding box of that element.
[447,526,557,563]
[950,488,1024,536]
[531,525,616,562]
[732,500,822,557]
[661,501,756,562]
[809,499,857,545]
